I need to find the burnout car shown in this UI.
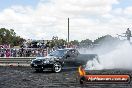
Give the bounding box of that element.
[31,48,99,73]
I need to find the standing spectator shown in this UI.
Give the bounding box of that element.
[6,49,10,57]
[125,28,131,41]
[13,49,17,57]
[1,50,5,57]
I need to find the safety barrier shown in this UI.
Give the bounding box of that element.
[0,57,36,66]
[0,46,77,66]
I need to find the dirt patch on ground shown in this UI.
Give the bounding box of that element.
[0,66,132,88]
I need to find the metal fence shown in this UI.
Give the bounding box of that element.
[0,48,49,66]
[0,57,35,66]
[0,45,77,66]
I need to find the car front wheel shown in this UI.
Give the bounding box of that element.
[52,62,62,73]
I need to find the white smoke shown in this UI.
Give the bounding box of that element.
[85,58,103,70]
[79,40,132,70]
[99,41,132,70]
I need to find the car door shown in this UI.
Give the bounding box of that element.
[64,49,77,67]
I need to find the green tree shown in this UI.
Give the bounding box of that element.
[80,39,93,45]
[0,28,25,46]
[70,40,79,45]
[49,39,67,48]
[93,35,119,44]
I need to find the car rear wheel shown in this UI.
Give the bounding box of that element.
[52,62,62,73]
[80,76,86,85]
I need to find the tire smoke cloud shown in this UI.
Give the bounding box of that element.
[78,40,132,70]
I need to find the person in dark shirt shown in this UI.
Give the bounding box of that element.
[126,28,131,41]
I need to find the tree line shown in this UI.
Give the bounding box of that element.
[0,28,119,48]
[0,28,25,47]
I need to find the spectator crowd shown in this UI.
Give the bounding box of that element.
[0,41,77,57]
[0,48,50,57]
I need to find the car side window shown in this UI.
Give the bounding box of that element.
[75,50,79,56]
[70,49,76,57]
[66,49,78,58]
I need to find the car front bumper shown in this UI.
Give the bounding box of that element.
[31,63,53,70]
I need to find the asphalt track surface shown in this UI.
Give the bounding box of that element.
[0,66,132,88]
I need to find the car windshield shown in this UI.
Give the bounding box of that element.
[49,49,67,57]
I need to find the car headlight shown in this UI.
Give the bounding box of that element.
[43,60,50,64]
[31,60,34,64]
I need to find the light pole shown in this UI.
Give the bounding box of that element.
[68,18,69,43]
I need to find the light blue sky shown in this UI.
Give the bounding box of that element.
[0,0,132,9]
[0,0,132,10]
[113,0,132,9]
[0,0,39,10]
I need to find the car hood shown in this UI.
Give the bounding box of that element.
[33,55,59,61]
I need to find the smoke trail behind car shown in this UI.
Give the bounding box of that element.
[78,41,132,70]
